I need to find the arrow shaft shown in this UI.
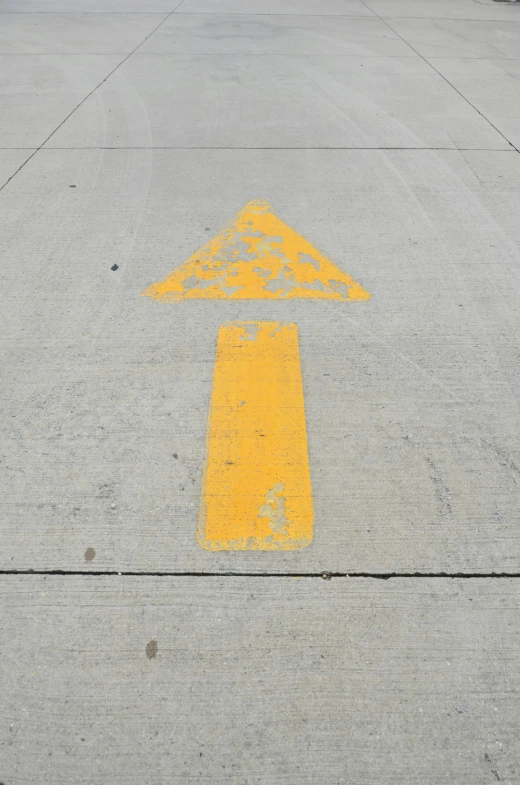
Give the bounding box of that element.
[198,321,313,551]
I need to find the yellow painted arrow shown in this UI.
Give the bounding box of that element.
[142,201,370,551]
[142,199,370,302]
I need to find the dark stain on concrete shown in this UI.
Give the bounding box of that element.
[146,640,158,660]
[84,547,96,563]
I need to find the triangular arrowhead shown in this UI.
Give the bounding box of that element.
[142,200,371,302]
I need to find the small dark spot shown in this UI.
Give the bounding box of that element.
[200,752,203,758]
[173,453,178,459]
[97,483,115,499]
[146,640,158,660]
[111,264,119,271]
[225,461,234,465]
[84,547,95,563]
[69,184,76,188]
[205,227,211,231]
[80,738,85,742]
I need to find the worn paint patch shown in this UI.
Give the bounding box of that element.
[142,200,370,302]
[258,483,292,535]
[198,321,313,551]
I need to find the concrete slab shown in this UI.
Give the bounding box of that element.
[176,0,375,16]
[0,13,168,54]
[364,0,520,22]
[387,18,520,59]
[1,147,519,573]
[2,576,519,784]
[0,54,122,147]
[429,58,520,151]
[0,150,35,188]
[139,13,415,57]
[43,54,509,150]
[0,0,177,11]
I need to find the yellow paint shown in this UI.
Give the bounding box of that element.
[198,321,313,551]
[142,200,370,302]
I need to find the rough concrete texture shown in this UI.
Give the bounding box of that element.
[1,0,520,782]
[138,14,415,56]
[364,0,520,21]
[0,13,170,55]
[2,577,520,785]
[0,150,35,188]
[43,54,510,150]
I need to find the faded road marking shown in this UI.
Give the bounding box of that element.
[142,200,371,302]
[198,321,313,551]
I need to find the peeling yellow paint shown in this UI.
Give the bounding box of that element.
[197,321,313,551]
[258,483,291,535]
[142,200,371,302]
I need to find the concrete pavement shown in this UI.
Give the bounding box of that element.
[3,576,520,785]
[1,0,520,782]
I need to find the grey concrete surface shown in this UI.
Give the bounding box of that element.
[0,0,179,11]
[365,0,520,21]
[0,149,35,187]
[43,54,510,149]
[430,58,520,151]
[0,13,169,54]
[1,3,520,782]
[0,54,121,147]
[2,147,519,573]
[2,576,520,785]
[138,13,415,56]
[177,0,376,15]
[385,18,520,59]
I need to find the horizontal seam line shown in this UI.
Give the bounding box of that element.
[173,12,520,19]
[0,52,423,56]
[1,12,519,19]
[18,146,516,151]
[1,570,520,579]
